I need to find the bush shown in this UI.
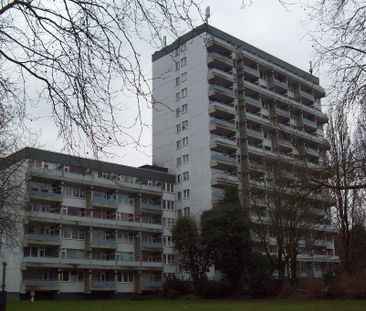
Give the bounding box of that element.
[162,277,191,298]
[247,253,275,297]
[199,279,231,298]
[306,279,324,298]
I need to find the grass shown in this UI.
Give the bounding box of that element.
[7,299,366,311]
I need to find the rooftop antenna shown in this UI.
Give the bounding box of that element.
[205,6,211,24]
[163,36,167,47]
[309,61,313,75]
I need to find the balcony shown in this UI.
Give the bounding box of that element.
[142,281,162,290]
[242,64,259,78]
[24,233,60,245]
[305,147,320,159]
[209,84,235,102]
[248,162,265,173]
[276,107,290,119]
[300,89,315,102]
[206,37,233,55]
[90,239,117,249]
[278,138,293,149]
[141,203,161,213]
[272,78,288,91]
[246,128,264,140]
[211,153,237,170]
[242,80,328,123]
[209,101,236,119]
[210,118,236,135]
[244,96,262,109]
[90,281,116,291]
[208,68,234,84]
[210,135,237,153]
[141,241,163,250]
[92,196,117,208]
[212,172,239,188]
[23,279,60,291]
[28,189,63,202]
[303,118,317,129]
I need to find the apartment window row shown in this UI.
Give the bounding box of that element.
[177,207,191,217]
[176,72,187,86]
[176,120,189,133]
[177,171,189,183]
[176,137,189,150]
[176,103,188,117]
[117,272,134,283]
[176,87,188,101]
[64,186,86,199]
[163,217,175,228]
[163,200,175,211]
[176,154,189,167]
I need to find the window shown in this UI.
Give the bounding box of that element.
[176,174,182,183]
[176,124,181,133]
[181,103,188,114]
[180,42,186,52]
[165,183,174,192]
[176,140,181,150]
[164,236,173,247]
[183,189,190,199]
[182,154,189,164]
[181,57,187,67]
[181,72,187,82]
[183,207,190,216]
[175,61,180,71]
[182,120,188,131]
[163,200,175,211]
[176,157,182,167]
[175,49,179,57]
[176,108,181,118]
[183,171,189,181]
[181,88,187,98]
[164,254,175,265]
[70,271,84,282]
[176,92,180,102]
[163,218,175,228]
[61,271,69,282]
[117,272,134,283]
[177,192,182,201]
[175,76,180,86]
[182,137,188,147]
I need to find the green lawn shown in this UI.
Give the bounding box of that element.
[7,299,366,311]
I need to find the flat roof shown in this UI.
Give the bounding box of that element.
[1,147,175,183]
[152,23,319,84]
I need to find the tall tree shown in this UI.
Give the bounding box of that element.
[0,0,202,154]
[171,216,211,289]
[201,189,251,290]
[326,104,365,274]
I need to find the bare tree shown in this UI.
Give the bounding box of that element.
[0,0,202,155]
[326,104,365,274]
[251,174,328,283]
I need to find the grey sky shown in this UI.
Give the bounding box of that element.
[31,0,326,167]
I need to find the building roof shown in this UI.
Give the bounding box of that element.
[0,147,175,183]
[152,23,319,84]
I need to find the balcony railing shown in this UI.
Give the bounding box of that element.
[273,79,288,90]
[208,68,234,83]
[142,241,163,249]
[210,118,236,131]
[244,96,261,109]
[246,128,264,140]
[92,196,117,208]
[209,85,235,99]
[91,239,117,248]
[23,279,60,290]
[90,281,116,289]
[303,118,317,128]
[24,233,60,243]
[300,89,315,101]
[209,101,236,116]
[276,108,290,119]
[212,153,237,165]
[141,203,161,212]
[28,189,63,201]
[242,64,259,77]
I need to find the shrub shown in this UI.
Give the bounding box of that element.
[162,277,191,297]
[199,279,231,298]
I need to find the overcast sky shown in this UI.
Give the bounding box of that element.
[32,0,326,167]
